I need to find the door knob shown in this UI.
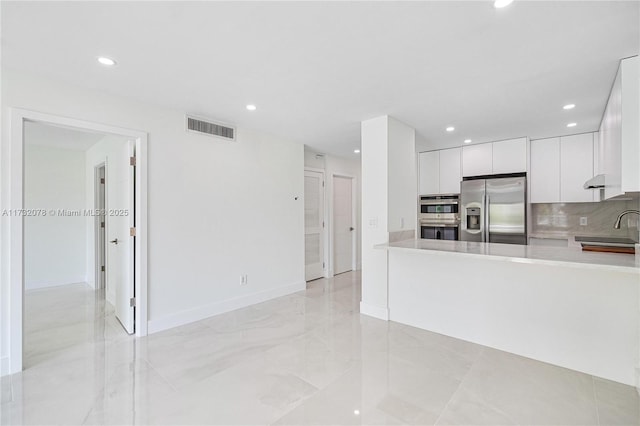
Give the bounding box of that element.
[349,227,354,231]
[110,238,119,245]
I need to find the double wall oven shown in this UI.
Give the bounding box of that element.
[419,194,460,240]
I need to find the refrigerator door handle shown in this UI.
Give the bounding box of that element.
[484,194,490,242]
[481,194,486,242]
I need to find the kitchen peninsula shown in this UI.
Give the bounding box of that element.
[377,239,639,386]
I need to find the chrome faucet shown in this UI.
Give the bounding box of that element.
[613,210,640,229]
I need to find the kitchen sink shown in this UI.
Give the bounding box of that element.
[574,236,637,254]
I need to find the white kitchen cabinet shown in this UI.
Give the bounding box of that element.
[493,138,527,174]
[439,147,462,194]
[462,143,492,177]
[418,151,439,195]
[418,148,461,195]
[599,56,639,199]
[560,133,594,202]
[462,138,527,177]
[530,137,560,203]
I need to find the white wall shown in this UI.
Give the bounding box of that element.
[24,144,87,289]
[304,146,362,274]
[85,135,129,303]
[1,69,305,371]
[387,117,416,233]
[360,116,390,319]
[360,116,416,320]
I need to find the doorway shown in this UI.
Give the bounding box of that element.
[6,109,148,374]
[304,169,325,281]
[332,175,355,275]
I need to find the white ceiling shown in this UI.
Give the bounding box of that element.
[24,121,106,151]
[2,1,638,158]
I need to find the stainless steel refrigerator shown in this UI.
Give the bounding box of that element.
[460,175,527,245]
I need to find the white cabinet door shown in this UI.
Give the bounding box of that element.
[462,143,492,177]
[439,147,461,194]
[418,151,439,195]
[602,66,623,199]
[530,137,560,203]
[560,133,594,202]
[493,138,527,174]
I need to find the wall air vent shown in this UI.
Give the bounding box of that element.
[186,115,236,141]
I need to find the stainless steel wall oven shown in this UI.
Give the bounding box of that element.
[419,194,460,240]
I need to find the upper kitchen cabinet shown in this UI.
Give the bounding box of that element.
[599,56,639,199]
[439,148,462,193]
[418,151,439,195]
[560,133,595,202]
[530,132,597,203]
[492,138,527,174]
[462,138,527,177]
[418,147,461,195]
[462,143,492,177]
[530,137,560,203]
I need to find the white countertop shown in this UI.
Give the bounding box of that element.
[376,239,640,273]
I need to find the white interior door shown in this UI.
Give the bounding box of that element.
[107,140,135,334]
[333,176,353,275]
[304,170,324,281]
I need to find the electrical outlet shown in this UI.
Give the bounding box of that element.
[579,217,588,226]
[240,274,248,285]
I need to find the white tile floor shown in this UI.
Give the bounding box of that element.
[1,272,639,425]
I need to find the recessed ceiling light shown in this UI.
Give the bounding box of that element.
[563,104,576,110]
[246,104,257,111]
[97,56,116,66]
[446,126,455,132]
[567,122,577,128]
[494,0,514,8]
[354,410,360,416]
[354,149,360,154]
[464,139,472,144]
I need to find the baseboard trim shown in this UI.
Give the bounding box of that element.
[148,280,306,334]
[1,356,10,377]
[25,278,88,291]
[360,301,389,321]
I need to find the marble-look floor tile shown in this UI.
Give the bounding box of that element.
[3,273,637,426]
[148,354,318,425]
[452,348,600,425]
[594,376,640,425]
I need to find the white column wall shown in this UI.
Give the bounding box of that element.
[387,117,417,233]
[360,116,416,320]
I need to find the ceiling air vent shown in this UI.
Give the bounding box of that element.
[186,115,236,141]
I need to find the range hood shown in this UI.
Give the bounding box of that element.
[583,174,605,189]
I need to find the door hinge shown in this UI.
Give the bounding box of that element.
[322,181,325,187]
[130,156,137,167]
[323,262,325,269]
[100,178,105,184]
[101,221,105,228]
[129,297,136,307]
[322,221,325,228]
[130,227,136,237]
[101,265,105,272]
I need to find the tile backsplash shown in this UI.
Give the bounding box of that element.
[531,197,640,241]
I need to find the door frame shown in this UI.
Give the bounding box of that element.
[6,108,149,374]
[330,173,357,276]
[304,167,326,280]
